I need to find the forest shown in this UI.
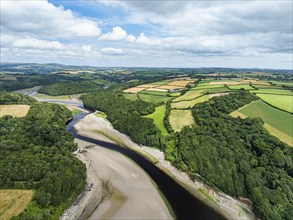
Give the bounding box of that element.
[83,90,292,220]
[0,93,86,219]
[38,81,102,96]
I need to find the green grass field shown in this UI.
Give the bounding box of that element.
[239,100,293,137]
[138,93,172,103]
[144,105,169,136]
[205,87,233,94]
[123,93,139,101]
[139,90,170,96]
[171,95,209,109]
[169,109,194,132]
[252,85,281,89]
[193,84,226,89]
[173,90,204,102]
[228,84,256,90]
[269,80,293,86]
[252,89,293,95]
[256,94,293,113]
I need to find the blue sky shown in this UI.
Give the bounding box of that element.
[1,0,292,69]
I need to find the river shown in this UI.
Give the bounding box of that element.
[67,110,226,220]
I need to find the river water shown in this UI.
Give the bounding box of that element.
[67,111,227,220]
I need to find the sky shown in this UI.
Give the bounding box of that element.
[1,0,292,69]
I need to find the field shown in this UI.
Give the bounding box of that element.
[269,80,293,86]
[256,94,293,113]
[144,105,169,136]
[123,87,146,93]
[167,80,194,87]
[194,84,225,89]
[137,84,157,88]
[238,100,293,137]
[0,190,34,220]
[252,89,293,95]
[0,105,30,117]
[140,90,169,96]
[173,90,204,102]
[171,95,209,109]
[148,81,169,85]
[123,93,139,101]
[145,88,168,92]
[138,94,172,103]
[156,85,184,90]
[169,110,194,132]
[228,84,256,90]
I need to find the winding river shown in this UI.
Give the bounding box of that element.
[67,109,226,220]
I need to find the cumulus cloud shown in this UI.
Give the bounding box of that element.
[100,47,125,55]
[1,0,101,38]
[99,26,127,40]
[13,37,64,50]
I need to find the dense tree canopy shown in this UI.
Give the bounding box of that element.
[0,92,36,104]
[0,98,86,219]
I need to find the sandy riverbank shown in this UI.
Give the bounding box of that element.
[75,113,255,220]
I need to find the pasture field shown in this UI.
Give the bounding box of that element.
[0,190,34,220]
[252,89,293,95]
[252,84,281,89]
[269,80,293,86]
[228,84,256,90]
[123,93,138,101]
[169,109,194,132]
[138,94,172,103]
[144,105,169,136]
[171,95,209,109]
[169,92,181,97]
[148,81,169,85]
[145,88,168,92]
[256,94,293,113]
[193,84,225,89]
[0,105,30,117]
[156,85,184,90]
[238,100,293,137]
[173,90,204,102]
[140,91,169,96]
[205,87,234,94]
[123,87,146,93]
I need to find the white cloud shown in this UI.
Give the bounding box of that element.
[125,34,136,43]
[99,26,127,40]
[100,47,125,55]
[1,0,101,38]
[13,37,64,50]
[136,33,162,45]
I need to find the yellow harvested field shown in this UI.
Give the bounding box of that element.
[0,105,30,117]
[0,190,34,220]
[167,80,194,87]
[136,84,158,88]
[145,88,169,92]
[171,95,209,109]
[123,87,146,93]
[209,93,230,98]
[156,85,184,90]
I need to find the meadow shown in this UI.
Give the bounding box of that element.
[256,94,293,113]
[169,109,194,132]
[138,94,172,103]
[0,190,34,220]
[238,100,293,137]
[252,89,293,95]
[173,90,204,102]
[0,105,30,117]
[228,84,256,90]
[171,95,209,109]
[144,105,169,136]
[123,93,139,101]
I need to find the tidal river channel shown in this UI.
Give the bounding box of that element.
[66,110,226,220]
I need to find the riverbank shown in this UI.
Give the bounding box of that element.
[76,113,255,220]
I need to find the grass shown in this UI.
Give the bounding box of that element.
[139,90,170,96]
[95,111,107,118]
[171,95,210,109]
[169,109,194,132]
[205,87,233,94]
[123,93,138,101]
[238,100,293,137]
[0,105,30,117]
[252,89,293,95]
[138,94,172,103]
[34,93,70,100]
[0,190,34,220]
[228,84,256,90]
[173,90,204,102]
[144,105,169,136]
[256,94,293,113]
[269,80,293,86]
[193,84,225,89]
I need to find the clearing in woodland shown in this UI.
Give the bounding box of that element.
[0,190,34,220]
[0,105,30,117]
[169,109,194,132]
[144,105,169,136]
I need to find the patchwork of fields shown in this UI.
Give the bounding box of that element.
[0,190,34,220]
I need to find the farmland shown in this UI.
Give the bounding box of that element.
[144,105,169,136]
[252,89,293,95]
[0,105,30,117]
[228,84,255,90]
[138,94,172,103]
[0,190,34,220]
[173,90,204,102]
[169,110,194,132]
[238,100,293,138]
[256,94,293,113]
[123,93,138,101]
[171,95,210,109]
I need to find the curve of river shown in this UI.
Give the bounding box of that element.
[67,111,226,220]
